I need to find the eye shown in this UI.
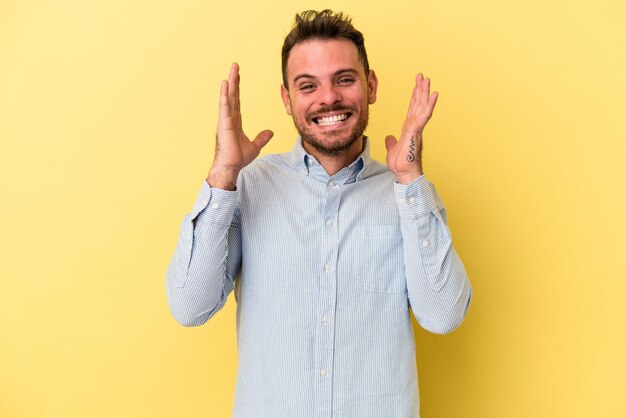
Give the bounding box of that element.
[338,77,355,85]
[298,83,316,92]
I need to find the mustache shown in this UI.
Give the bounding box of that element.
[309,104,354,119]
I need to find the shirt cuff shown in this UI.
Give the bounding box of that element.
[394,175,438,219]
[192,180,239,225]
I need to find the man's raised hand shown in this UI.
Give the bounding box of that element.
[207,63,274,190]
[384,74,438,185]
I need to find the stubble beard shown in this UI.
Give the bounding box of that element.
[294,105,369,157]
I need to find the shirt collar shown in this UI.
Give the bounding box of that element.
[288,136,373,184]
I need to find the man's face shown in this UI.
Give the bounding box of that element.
[281,39,377,156]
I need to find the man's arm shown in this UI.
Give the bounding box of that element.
[394,176,472,334]
[165,183,241,326]
[165,64,273,326]
[386,75,472,333]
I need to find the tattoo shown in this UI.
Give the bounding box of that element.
[406,135,416,162]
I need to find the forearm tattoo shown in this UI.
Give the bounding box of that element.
[406,135,416,162]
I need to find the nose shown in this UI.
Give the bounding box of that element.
[318,82,342,106]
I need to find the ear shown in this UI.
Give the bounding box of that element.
[280,84,293,115]
[367,70,378,104]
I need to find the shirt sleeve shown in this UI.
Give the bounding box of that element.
[394,175,473,334]
[164,180,242,326]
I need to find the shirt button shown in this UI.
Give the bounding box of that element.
[328,181,336,187]
[322,315,329,325]
[326,219,333,227]
[398,198,405,205]
[320,369,327,377]
[409,196,417,204]
[324,263,332,272]
[211,203,220,209]
[422,240,430,248]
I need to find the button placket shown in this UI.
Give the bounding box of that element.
[313,178,341,418]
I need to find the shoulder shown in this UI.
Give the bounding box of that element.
[237,150,295,186]
[360,157,395,183]
[244,151,291,173]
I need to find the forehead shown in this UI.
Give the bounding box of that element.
[286,39,363,83]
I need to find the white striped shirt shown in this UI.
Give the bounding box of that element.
[165,138,472,418]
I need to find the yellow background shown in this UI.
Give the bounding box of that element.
[1,0,625,417]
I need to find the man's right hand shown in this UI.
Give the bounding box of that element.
[207,63,274,190]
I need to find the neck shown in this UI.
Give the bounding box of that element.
[302,136,365,176]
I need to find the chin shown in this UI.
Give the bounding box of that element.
[296,117,368,157]
[300,131,362,156]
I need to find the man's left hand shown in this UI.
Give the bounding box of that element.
[385,74,438,184]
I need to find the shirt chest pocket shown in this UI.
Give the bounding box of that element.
[354,225,407,294]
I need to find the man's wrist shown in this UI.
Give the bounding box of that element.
[395,170,423,185]
[207,166,240,191]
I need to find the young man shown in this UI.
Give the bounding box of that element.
[166,10,472,418]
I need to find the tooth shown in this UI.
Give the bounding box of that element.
[317,114,347,126]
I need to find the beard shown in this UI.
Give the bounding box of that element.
[293,104,369,157]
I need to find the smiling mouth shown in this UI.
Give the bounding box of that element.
[312,113,352,127]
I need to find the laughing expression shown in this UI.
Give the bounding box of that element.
[281,39,378,156]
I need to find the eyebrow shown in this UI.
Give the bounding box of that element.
[292,68,360,85]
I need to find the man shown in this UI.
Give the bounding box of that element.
[166,9,472,418]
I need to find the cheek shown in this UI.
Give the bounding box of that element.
[295,103,312,120]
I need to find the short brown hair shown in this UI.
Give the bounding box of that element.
[281,10,370,89]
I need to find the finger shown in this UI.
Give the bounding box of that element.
[420,91,438,122]
[409,74,424,118]
[252,130,274,151]
[406,78,419,118]
[427,91,439,116]
[228,63,240,112]
[384,135,397,152]
[416,74,423,101]
[415,91,439,132]
[219,79,230,121]
[420,77,430,110]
